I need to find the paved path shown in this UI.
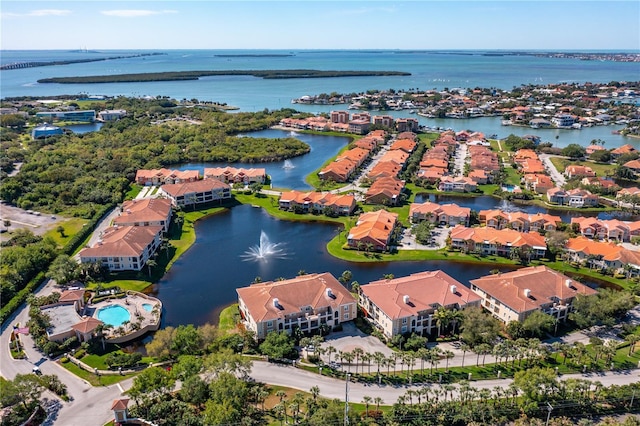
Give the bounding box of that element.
[249,361,640,404]
[538,153,566,187]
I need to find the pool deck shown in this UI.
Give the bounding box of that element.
[90,292,161,337]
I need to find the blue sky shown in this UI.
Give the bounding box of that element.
[1,1,639,50]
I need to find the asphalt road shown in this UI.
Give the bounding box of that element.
[538,153,566,187]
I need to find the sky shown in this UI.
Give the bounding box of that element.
[1,1,639,51]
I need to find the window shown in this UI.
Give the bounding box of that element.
[402,318,407,324]
[267,321,273,328]
[343,305,349,312]
[343,313,349,320]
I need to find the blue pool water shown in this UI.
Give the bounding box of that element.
[142,303,153,312]
[501,184,520,193]
[96,305,131,327]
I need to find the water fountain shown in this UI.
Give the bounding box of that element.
[241,230,288,262]
[282,159,295,169]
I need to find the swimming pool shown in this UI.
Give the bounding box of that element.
[142,303,153,312]
[501,184,520,193]
[96,305,131,327]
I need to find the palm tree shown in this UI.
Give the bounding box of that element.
[626,334,639,355]
[362,352,372,375]
[352,347,364,375]
[443,350,454,372]
[325,345,336,364]
[145,258,157,278]
[374,396,384,412]
[373,351,385,375]
[460,343,469,368]
[362,396,372,417]
[343,351,354,373]
[450,309,464,335]
[433,307,452,336]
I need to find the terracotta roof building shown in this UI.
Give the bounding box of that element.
[409,201,471,226]
[160,178,231,207]
[79,225,163,271]
[359,270,481,338]
[449,225,547,260]
[114,198,173,232]
[347,210,398,252]
[365,176,405,206]
[237,273,356,340]
[204,167,267,184]
[278,191,356,216]
[470,265,597,323]
[318,158,357,182]
[565,237,640,275]
[135,168,200,186]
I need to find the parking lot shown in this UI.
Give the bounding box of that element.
[0,202,63,237]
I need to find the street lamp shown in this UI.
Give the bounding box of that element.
[545,402,553,426]
[344,373,351,426]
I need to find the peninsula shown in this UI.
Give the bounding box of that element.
[0,53,166,71]
[36,70,411,84]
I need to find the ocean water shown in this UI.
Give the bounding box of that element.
[2,49,639,148]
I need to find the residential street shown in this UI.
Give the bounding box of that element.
[249,361,640,403]
[538,153,566,187]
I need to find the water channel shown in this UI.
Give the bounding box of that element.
[155,129,632,327]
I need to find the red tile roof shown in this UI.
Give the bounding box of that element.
[470,266,596,314]
[361,270,481,320]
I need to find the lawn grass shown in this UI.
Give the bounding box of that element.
[81,352,155,370]
[124,184,143,201]
[42,218,88,249]
[97,202,230,292]
[549,157,617,177]
[218,303,240,333]
[59,361,135,386]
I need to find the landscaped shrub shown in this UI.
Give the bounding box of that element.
[73,349,86,358]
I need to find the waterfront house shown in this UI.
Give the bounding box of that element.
[565,165,596,179]
[365,177,405,206]
[479,210,561,233]
[468,169,489,184]
[611,144,637,160]
[79,225,163,271]
[236,272,357,340]
[278,191,356,215]
[409,201,471,226]
[564,237,640,275]
[523,174,554,194]
[449,225,547,259]
[470,266,596,323]
[547,188,599,207]
[347,210,398,252]
[395,118,419,132]
[617,187,640,201]
[204,167,267,184]
[416,167,446,183]
[570,217,639,242]
[159,179,231,207]
[359,270,481,339]
[318,158,357,182]
[114,198,173,233]
[372,115,395,127]
[337,147,371,168]
[438,176,477,193]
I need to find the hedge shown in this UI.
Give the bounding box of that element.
[0,203,115,326]
[0,272,46,325]
[62,203,116,256]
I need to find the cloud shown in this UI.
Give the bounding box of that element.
[100,9,178,18]
[2,9,72,18]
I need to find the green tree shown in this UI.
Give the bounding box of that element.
[127,366,175,407]
[514,367,558,402]
[561,144,586,159]
[46,254,78,285]
[460,306,501,347]
[172,324,204,356]
[522,311,556,338]
[259,331,297,360]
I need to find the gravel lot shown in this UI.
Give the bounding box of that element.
[0,202,63,238]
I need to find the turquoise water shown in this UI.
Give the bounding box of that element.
[97,305,131,327]
[142,303,153,312]
[1,49,638,148]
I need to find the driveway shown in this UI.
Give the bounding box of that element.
[453,143,468,176]
[398,226,449,250]
[539,153,566,187]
